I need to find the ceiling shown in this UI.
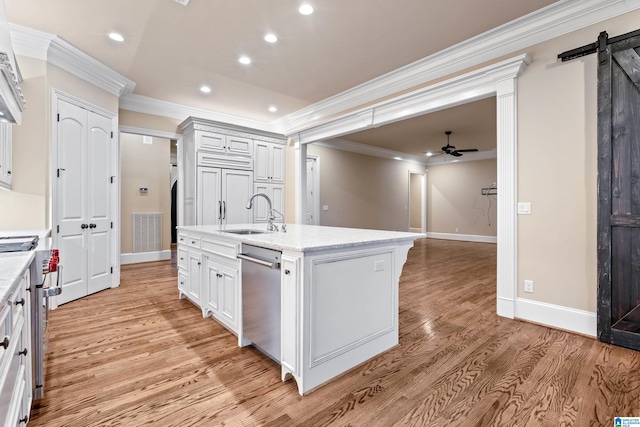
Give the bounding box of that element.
[5,0,559,156]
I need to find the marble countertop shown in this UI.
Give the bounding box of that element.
[0,229,51,307]
[178,224,425,252]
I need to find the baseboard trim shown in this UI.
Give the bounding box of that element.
[121,250,172,265]
[426,232,497,244]
[515,298,597,337]
[409,227,423,233]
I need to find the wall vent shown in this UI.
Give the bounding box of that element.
[132,212,162,253]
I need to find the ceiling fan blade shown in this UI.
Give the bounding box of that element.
[450,151,463,157]
[455,148,478,153]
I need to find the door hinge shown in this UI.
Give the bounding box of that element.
[111,221,113,229]
[56,225,59,233]
[110,176,114,183]
[110,267,113,274]
[57,168,65,178]
[111,131,114,138]
[57,114,60,122]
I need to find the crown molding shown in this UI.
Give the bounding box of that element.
[47,37,135,97]
[274,0,640,134]
[292,54,530,144]
[9,23,135,97]
[120,93,275,133]
[9,24,53,61]
[315,138,429,165]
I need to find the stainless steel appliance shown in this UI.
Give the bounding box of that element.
[238,245,282,362]
[29,245,61,400]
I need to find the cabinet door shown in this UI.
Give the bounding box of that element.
[270,144,285,183]
[252,183,284,223]
[254,141,270,182]
[0,122,12,190]
[197,167,222,225]
[226,135,253,157]
[222,169,253,225]
[204,257,220,314]
[196,131,225,154]
[188,251,202,304]
[219,264,239,330]
[178,270,188,296]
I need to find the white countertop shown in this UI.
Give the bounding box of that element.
[178,224,425,252]
[0,229,51,306]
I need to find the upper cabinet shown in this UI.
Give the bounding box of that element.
[0,122,11,190]
[0,0,26,124]
[254,141,285,184]
[179,117,287,227]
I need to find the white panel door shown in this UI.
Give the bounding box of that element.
[306,157,318,225]
[57,101,89,304]
[197,167,221,225]
[222,169,253,225]
[55,99,115,305]
[87,112,112,294]
[270,144,285,183]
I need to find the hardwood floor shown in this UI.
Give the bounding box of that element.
[30,239,640,426]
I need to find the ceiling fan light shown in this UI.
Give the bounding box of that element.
[425,152,433,157]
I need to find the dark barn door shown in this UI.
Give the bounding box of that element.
[598,31,640,350]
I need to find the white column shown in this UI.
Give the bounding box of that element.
[496,78,518,319]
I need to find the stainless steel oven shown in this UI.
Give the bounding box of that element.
[29,246,61,400]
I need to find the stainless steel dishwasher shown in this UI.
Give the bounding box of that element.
[238,244,282,363]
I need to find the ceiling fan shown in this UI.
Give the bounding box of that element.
[426,131,478,157]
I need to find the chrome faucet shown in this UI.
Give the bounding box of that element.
[246,193,278,231]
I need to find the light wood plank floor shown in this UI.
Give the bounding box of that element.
[30,239,640,426]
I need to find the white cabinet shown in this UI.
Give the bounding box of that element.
[254,141,284,183]
[197,167,253,226]
[179,118,286,227]
[196,131,253,158]
[0,269,32,426]
[178,230,241,334]
[203,256,239,332]
[0,122,12,190]
[252,183,284,223]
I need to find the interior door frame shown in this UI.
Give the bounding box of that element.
[51,89,119,302]
[407,170,427,234]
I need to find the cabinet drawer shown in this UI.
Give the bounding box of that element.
[187,236,201,249]
[178,234,187,245]
[178,271,188,294]
[226,135,253,157]
[196,131,225,153]
[177,249,188,269]
[197,152,253,170]
[202,238,239,261]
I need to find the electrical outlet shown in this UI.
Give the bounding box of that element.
[524,280,534,293]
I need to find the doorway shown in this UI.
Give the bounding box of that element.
[408,171,426,233]
[306,155,319,225]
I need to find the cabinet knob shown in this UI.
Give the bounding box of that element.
[284,269,290,275]
[1,337,8,350]
[216,273,223,278]
[15,298,25,306]
[7,170,11,175]
[19,348,28,356]
[20,416,28,424]
[198,261,201,266]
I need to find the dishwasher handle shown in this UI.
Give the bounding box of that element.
[237,253,281,269]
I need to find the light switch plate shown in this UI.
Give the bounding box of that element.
[517,202,531,215]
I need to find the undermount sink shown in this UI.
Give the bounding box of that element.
[221,229,268,235]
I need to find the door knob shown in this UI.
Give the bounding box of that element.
[81,223,88,229]
[89,223,97,229]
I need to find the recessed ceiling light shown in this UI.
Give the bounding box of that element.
[299,4,314,15]
[268,106,278,113]
[239,56,251,65]
[200,85,211,94]
[264,33,278,43]
[425,152,433,157]
[108,32,124,42]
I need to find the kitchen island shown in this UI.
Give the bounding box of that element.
[177,223,423,395]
